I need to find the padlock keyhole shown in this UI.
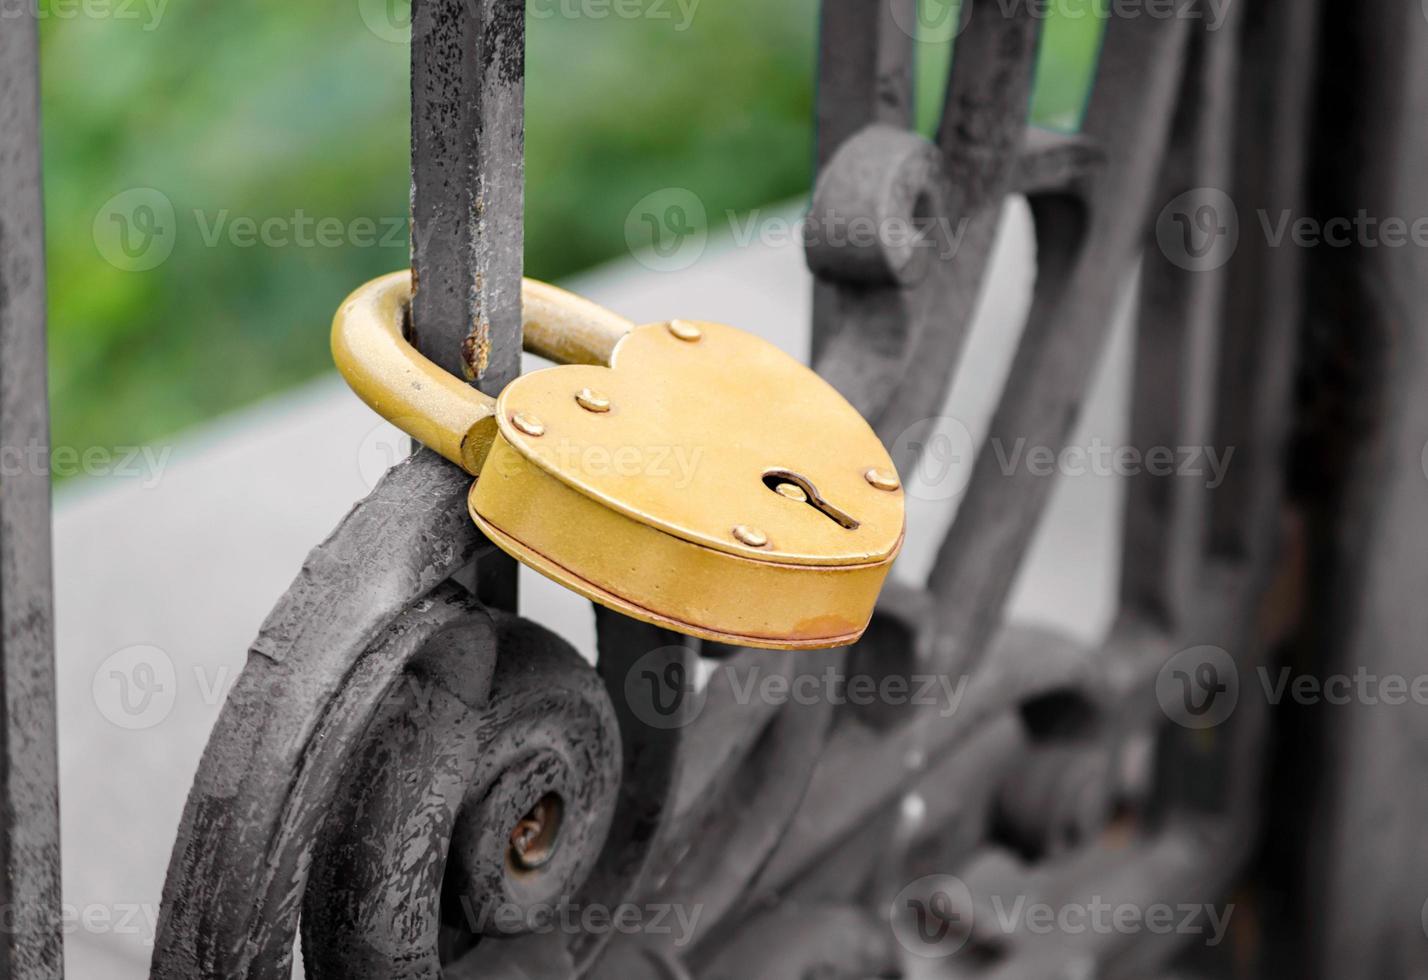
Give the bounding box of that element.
[763,471,860,530]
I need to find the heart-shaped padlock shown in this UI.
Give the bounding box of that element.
[333,271,904,650]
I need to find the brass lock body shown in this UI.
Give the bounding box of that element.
[334,271,904,650]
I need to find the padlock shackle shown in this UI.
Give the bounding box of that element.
[521,278,634,368]
[332,270,633,476]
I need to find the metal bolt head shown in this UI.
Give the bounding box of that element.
[575,388,612,413]
[667,319,703,343]
[508,793,562,873]
[774,482,809,503]
[511,412,546,437]
[864,467,901,492]
[733,525,769,548]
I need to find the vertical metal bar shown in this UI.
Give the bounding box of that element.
[1291,4,1428,978]
[810,0,916,363]
[1208,0,1318,559]
[813,0,915,168]
[0,9,64,978]
[411,0,525,609]
[1121,12,1240,632]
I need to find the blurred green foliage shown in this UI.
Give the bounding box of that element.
[39,0,1102,459]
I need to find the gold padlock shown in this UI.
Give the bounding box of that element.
[333,271,904,650]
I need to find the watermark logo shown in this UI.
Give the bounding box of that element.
[357,0,421,43]
[1161,197,1428,260]
[626,660,970,730]
[991,436,1233,488]
[890,416,976,503]
[1156,187,1239,272]
[1,440,172,487]
[546,439,704,489]
[1260,667,1428,708]
[1258,209,1428,250]
[1156,645,1239,730]
[357,421,411,492]
[94,188,176,272]
[361,0,700,41]
[1160,655,1428,727]
[890,874,975,958]
[1,0,170,30]
[625,188,709,273]
[476,435,706,490]
[0,902,161,947]
[529,0,701,30]
[1422,438,1428,485]
[889,418,1233,503]
[624,192,970,272]
[730,207,969,263]
[624,648,708,730]
[91,648,241,731]
[892,874,1235,956]
[192,209,409,251]
[459,897,703,946]
[97,192,416,271]
[989,894,1233,944]
[1157,187,1428,266]
[93,645,177,731]
[889,0,973,44]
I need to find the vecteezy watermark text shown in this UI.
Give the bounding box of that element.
[2,440,171,487]
[1157,187,1428,272]
[528,0,700,29]
[623,188,971,273]
[544,439,704,489]
[1257,209,1428,250]
[358,0,700,43]
[0,902,162,946]
[2,0,169,30]
[987,895,1234,944]
[94,188,421,272]
[726,209,970,262]
[1157,646,1428,729]
[990,437,1234,488]
[888,0,1236,45]
[623,651,970,730]
[1259,667,1428,708]
[472,436,706,490]
[890,874,1235,959]
[457,897,703,947]
[889,415,1236,504]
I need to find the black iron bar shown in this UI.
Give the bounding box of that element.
[410,0,526,610]
[0,9,64,977]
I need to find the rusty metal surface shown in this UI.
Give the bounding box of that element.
[301,612,622,977]
[147,457,686,977]
[0,11,64,978]
[150,1,1328,977]
[150,454,485,977]
[410,0,524,392]
[411,0,525,612]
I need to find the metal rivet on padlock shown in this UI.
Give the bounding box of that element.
[575,388,611,413]
[733,525,770,549]
[666,319,703,343]
[865,468,901,493]
[511,412,546,438]
[332,270,905,650]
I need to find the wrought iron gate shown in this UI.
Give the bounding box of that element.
[5,0,1428,977]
